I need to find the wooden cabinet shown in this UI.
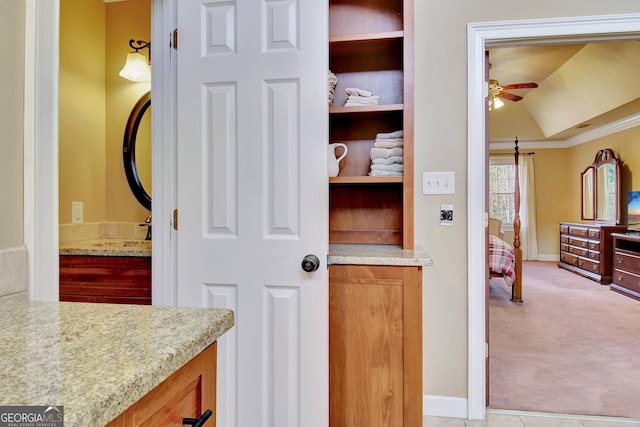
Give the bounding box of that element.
[329,264,422,427]
[558,222,626,285]
[611,233,640,301]
[107,342,217,426]
[329,0,414,247]
[59,255,151,304]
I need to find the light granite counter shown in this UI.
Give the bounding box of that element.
[328,243,432,266]
[0,298,233,426]
[59,239,151,257]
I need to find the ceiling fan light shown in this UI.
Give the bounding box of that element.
[490,97,504,110]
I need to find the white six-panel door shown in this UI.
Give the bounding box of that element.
[176,1,328,426]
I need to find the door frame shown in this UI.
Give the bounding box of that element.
[467,13,640,420]
[26,0,176,304]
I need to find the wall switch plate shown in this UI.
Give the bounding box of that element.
[422,171,455,195]
[71,201,83,224]
[440,204,453,226]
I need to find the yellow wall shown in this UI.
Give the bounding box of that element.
[414,0,640,399]
[0,1,25,248]
[59,0,150,225]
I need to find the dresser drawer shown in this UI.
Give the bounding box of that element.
[613,269,640,294]
[588,229,601,239]
[568,236,589,249]
[560,243,569,253]
[588,251,600,261]
[560,235,569,244]
[569,226,589,237]
[560,252,578,266]
[568,246,588,257]
[613,250,640,275]
[577,257,600,274]
[588,241,600,252]
[560,224,569,234]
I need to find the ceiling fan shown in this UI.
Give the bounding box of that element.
[488,79,539,109]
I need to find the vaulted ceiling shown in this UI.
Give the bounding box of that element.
[489,40,640,148]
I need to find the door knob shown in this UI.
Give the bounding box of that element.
[301,254,320,272]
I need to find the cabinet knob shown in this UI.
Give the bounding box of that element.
[617,257,623,264]
[183,409,213,427]
[301,254,320,272]
[617,275,623,282]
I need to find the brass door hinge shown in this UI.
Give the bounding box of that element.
[172,29,178,50]
[173,209,178,230]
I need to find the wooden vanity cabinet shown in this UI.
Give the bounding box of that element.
[329,264,422,427]
[611,233,640,301]
[107,342,217,427]
[59,255,151,305]
[558,222,626,285]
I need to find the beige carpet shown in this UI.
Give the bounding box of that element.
[489,261,640,419]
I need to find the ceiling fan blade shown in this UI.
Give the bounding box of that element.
[497,91,523,102]
[500,82,539,90]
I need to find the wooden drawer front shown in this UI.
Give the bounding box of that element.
[588,251,600,261]
[588,241,600,252]
[568,246,588,257]
[560,252,578,266]
[613,269,640,294]
[560,243,569,253]
[588,229,601,239]
[560,235,569,244]
[568,236,589,249]
[578,257,600,274]
[614,251,640,275]
[560,224,569,234]
[569,226,589,237]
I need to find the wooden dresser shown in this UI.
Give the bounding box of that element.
[611,233,640,301]
[558,222,626,285]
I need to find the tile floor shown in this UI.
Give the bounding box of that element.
[424,409,640,426]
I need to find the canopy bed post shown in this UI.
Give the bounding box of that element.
[512,138,523,302]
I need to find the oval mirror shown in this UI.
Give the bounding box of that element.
[123,91,152,211]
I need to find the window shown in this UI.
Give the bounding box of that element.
[489,160,515,224]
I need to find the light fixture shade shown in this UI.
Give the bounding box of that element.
[119,52,151,82]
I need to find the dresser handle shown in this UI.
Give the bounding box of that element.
[592,264,598,271]
[183,409,213,427]
[617,257,624,264]
[617,275,623,282]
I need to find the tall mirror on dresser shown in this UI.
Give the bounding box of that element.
[560,148,625,284]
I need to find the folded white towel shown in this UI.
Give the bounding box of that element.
[369,170,403,177]
[371,156,403,165]
[374,137,403,142]
[345,100,379,106]
[346,95,379,101]
[345,87,373,97]
[370,147,403,160]
[370,163,404,172]
[374,140,404,148]
[376,130,403,139]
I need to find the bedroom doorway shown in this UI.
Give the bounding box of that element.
[467,14,640,420]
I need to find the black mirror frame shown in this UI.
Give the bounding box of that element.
[123,91,152,211]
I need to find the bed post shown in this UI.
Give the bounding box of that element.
[512,137,523,302]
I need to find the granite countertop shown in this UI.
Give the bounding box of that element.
[59,239,152,257]
[0,298,234,426]
[328,243,433,266]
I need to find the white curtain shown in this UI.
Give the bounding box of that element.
[519,154,538,260]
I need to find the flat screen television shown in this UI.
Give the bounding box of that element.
[627,191,640,232]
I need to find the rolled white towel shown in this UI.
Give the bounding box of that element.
[375,130,403,139]
[345,87,373,97]
[371,156,403,165]
[370,163,404,172]
[370,147,403,160]
[369,170,403,177]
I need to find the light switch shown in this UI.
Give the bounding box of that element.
[422,172,455,195]
[72,202,83,224]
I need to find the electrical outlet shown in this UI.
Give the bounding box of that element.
[440,204,453,226]
[422,172,455,195]
[71,202,83,224]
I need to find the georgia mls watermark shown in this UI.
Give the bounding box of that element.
[0,406,63,427]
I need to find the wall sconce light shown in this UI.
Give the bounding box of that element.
[119,39,151,82]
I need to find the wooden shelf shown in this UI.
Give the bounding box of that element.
[330,176,403,184]
[329,31,404,44]
[329,104,403,114]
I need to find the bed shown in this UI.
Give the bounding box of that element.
[489,139,523,302]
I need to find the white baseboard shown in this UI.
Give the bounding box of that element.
[424,394,468,419]
[537,253,559,262]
